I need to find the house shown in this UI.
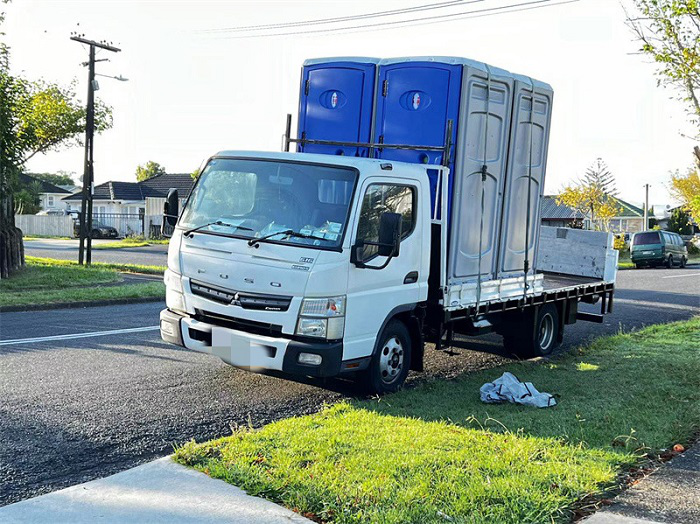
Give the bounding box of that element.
[62,173,195,236]
[541,195,646,234]
[606,199,645,234]
[540,196,584,228]
[19,173,72,212]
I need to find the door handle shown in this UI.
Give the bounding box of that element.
[404,271,418,284]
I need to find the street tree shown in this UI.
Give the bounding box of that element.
[0,1,113,278]
[583,158,617,196]
[135,161,166,182]
[626,1,700,130]
[667,206,694,234]
[670,168,700,223]
[557,182,622,232]
[28,171,76,186]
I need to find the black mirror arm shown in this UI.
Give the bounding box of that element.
[352,240,398,270]
[359,253,396,270]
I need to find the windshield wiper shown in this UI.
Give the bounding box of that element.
[248,229,331,247]
[184,220,253,238]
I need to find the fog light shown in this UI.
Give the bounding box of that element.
[298,352,322,366]
[160,320,175,337]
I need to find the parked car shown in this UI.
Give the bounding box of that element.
[73,219,119,239]
[630,230,688,268]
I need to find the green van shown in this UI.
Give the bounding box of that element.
[630,230,688,268]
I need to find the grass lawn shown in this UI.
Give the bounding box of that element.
[25,256,166,275]
[618,256,700,270]
[175,318,700,524]
[93,237,169,249]
[0,257,165,307]
[23,235,73,241]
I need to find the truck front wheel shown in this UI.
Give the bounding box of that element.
[503,303,560,359]
[364,320,412,394]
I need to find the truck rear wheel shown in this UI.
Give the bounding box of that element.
[503,303,560,359]
[363,320,411,394]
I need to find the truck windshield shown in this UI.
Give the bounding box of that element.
[633,232,661,246]
[179,158,357,249]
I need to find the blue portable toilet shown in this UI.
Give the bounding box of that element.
[297,58,379,157]
[373,57,463,219]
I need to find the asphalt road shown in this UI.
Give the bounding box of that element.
[1,267,698,506]
[23,239,168,267]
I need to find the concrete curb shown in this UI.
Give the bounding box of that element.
[0,296,163,313]
[0,457,313,523]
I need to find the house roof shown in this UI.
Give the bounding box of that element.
[542,194,646,220]
[20,173,71,194]
[613,198,644,217]
[63,173,194,202]
[540,196,584,220]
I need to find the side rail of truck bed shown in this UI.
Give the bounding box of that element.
[444,272,614,322]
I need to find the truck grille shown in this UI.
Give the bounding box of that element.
[194,309,284,338]
[190,280,292,312]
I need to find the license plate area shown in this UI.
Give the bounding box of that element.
[212,327,282,369]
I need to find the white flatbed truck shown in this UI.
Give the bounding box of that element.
[159,57,617,393]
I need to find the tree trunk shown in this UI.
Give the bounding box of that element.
[0,193,24,279]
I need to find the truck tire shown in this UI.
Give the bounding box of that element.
[363,319,411,394]
[503,303,560,359]
[666,255,673,268]
[680,256,687,268]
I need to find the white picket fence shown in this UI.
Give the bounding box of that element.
[15,215,74,237]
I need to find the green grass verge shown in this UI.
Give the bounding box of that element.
[618,256,700,270]
[93,237,170,249]
[0,281,164,307]
[25,256,166,275]
[1,257,165,307]
[23,235,73,240]
[175,318,700,524]
[1,257,120,292]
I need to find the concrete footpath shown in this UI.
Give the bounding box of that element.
[0,457,312,523]
[585,446,700,524]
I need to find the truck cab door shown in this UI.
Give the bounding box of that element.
[343,177,429,361]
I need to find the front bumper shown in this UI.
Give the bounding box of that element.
[159,309,343,377]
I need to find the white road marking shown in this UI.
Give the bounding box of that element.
[614,298,700,311]
[0,326,160,347]
[662,272,700,279]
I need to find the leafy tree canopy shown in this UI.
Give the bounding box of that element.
[670,168,700,222]
[135,160,166,182]
[627,1,700,131]
[27,170,76,187]
[667,206,695,234]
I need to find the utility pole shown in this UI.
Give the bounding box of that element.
[70,35,120,265]
[643,183,650,231]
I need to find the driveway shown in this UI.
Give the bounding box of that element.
[23,238,168,267]
[1,266,698,506]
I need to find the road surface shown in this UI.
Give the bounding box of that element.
[23,238,168,267]
[1,266,698,505]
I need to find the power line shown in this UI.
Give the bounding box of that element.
[204,0,480,33]
[211,0,579,39]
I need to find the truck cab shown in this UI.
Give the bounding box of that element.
[160,151,434,393]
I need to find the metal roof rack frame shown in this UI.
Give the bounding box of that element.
[282,113,454,168]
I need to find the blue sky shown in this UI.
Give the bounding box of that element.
[4,0,695,207]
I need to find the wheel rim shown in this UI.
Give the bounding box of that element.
[379,336,404,384]
[538,313,554,351]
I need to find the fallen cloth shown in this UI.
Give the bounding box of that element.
[480,372,557,408]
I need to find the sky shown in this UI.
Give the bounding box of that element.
[3,0,696,208]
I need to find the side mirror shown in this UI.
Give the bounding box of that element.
[164,188,179,227]
[351,212,402,270]
[378,212,402,257]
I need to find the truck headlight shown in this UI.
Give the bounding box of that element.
[164,269,186,314]
[295,296,346,339]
